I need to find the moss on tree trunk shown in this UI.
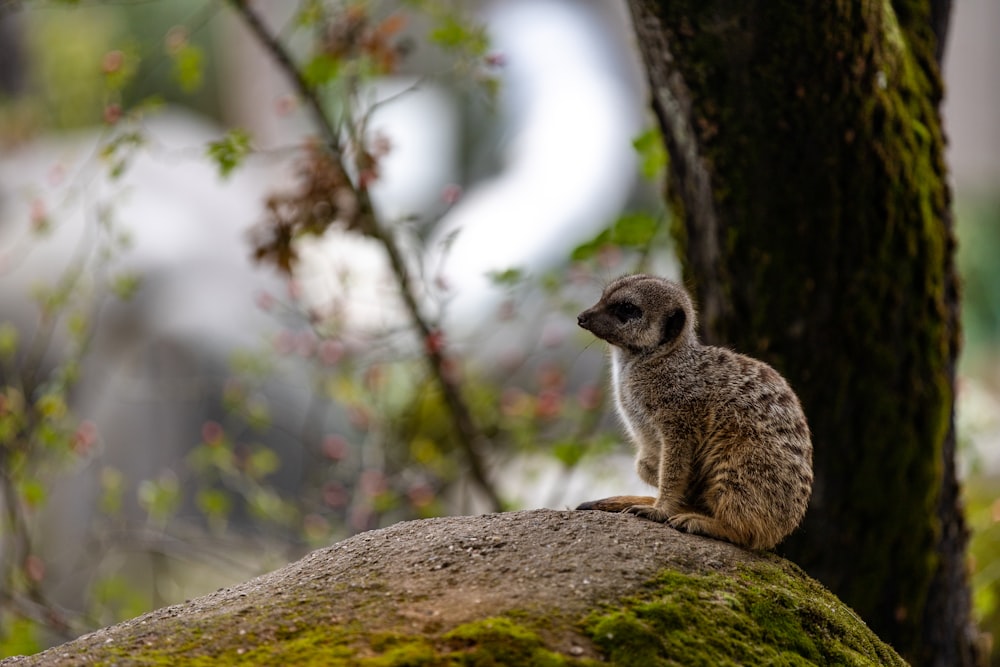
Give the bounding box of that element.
[627,1,976,664]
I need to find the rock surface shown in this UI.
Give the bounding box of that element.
[1,509,905,665]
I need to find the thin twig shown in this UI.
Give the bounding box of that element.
[227,0,502,511]
[0,468,73,638]
[228,0,341,153]
[367,218,503,511]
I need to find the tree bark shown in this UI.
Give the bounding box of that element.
[626,1,979,665]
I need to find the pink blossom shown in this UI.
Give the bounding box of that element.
[201,420,224,445]
[318,339,345,366]
[441,183,462,205]
[485,52,507,68]
[321,434,349,461]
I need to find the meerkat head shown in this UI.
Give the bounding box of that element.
[577,275,696,355]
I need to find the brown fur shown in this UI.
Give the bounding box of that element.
[576,274,813,550]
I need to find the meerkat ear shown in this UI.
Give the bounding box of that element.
[659,308,687,347]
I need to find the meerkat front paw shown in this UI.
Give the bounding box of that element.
[667,512,712,533]
[624,504,673,523]
[667,512,746,546]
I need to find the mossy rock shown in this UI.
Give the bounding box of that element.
[1,510,904,666]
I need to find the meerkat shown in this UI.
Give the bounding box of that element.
[575,274,813,550]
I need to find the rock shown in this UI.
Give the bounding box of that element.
[1,510,904,665]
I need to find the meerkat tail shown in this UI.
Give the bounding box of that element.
[576,496,656,512]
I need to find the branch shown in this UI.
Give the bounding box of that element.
[0,468,73,639]
[367,216,503,511]
[226,0,503,512]
[227,0,341,153]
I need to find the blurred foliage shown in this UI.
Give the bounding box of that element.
[206,127,253,180]
[0,618,39,658]
[0,0,667,656]
[632,126,668,180]
[965,476,1000,664]
[956,194,1000,664]
[572,127,667,264]
[571,211,663,263]
[3,0,221,138]
[956,196,1000,372]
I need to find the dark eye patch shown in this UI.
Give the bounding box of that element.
[610,302,642,322]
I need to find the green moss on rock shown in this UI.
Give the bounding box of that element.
[585,563,904,666]
[1,511,905,666]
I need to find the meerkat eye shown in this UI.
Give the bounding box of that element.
[610,302,643,323]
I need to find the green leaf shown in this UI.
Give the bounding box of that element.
[100,467,125,516]
[302,53,341,87]
[99,131,146,181]
[19,479,47,508]
[612,211,659,246]
[632,127,668,180]
[0,618,41,658]
[295,0,324,27]
[30,282,70,313]
[372,489,400,513]
[248,487,295,524]
[570,211,661,262]
[33,420,70,450]
[134,95,166,116]
[206,128,253,180]
[66,312,89,343]
[187,440,236,476]
[570,230,611,262]
[0,399,24,444]
[0,323,18,361]
[109,272,142,301]
[430,15,488,56]
[138,472,181,524]
[171,43,204,93]
[196,488,233,521]
[410,436,441,466]
[540,270,563,294]
[35,393,67,420]
[90,575,150,623]
[53,359,80,389]
[552,440,586,467]
[229,349,274,380]
[246,446,280,480]
[244,399,271,431]
[486,267,525,286]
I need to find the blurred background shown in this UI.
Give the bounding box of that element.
[0,0,997,659]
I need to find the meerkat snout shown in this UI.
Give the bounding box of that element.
[577,277,693,354]
[576,274,813,551]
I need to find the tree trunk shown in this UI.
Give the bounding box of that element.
[626,1,979,665]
